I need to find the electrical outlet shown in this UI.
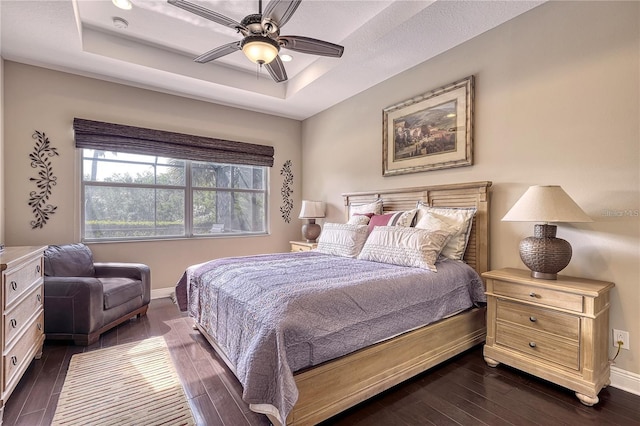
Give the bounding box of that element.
[613,329,630,350]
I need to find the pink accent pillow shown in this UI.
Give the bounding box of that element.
[368,213,394,233]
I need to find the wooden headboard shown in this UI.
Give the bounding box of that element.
[342,181,492,276]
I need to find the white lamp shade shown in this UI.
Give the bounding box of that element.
[299,200,325,219]
[502,185,592,223]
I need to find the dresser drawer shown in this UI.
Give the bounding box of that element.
[497,299,580,340]
[496,322,580,370]
[493,280,583,312]
[4,285,44,348]
[4,256,43,309]
[4,311,44,389]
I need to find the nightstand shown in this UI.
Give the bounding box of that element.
[482,268,614,406]
[290,241,318,252]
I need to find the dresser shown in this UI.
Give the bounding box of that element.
[0,246,46,422]
[482,268,614,406]
[289,241,318,252]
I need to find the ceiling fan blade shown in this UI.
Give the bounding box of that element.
[278,35,344,57]
[265,56,288,83]
[168,0,246,31]
[262,0,301,28]
[194,41,242,63]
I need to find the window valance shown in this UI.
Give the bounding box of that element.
[73,118,274,167]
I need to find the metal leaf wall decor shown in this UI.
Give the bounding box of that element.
[280,160,294,223]
[28,131,59,229]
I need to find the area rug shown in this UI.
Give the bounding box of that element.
[52,337,195,426]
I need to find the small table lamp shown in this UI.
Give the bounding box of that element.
[299,200,325,243]
[502,185,592,280]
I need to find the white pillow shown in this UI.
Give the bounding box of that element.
[415,203,477,261]
[350,199,383,216]
[347,215,371,226]
[316,223,369,258]
[357,226,451,272]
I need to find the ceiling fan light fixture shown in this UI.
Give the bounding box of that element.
[112,0,132,10]
[241,36,280,65]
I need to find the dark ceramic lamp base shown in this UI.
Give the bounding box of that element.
[519,224,572,280]
[301,219,321,243]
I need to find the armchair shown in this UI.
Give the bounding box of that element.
[43,243,150,345]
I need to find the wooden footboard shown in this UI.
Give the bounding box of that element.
[287,307,486,425]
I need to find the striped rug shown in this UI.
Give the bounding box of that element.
[52,337,195,426]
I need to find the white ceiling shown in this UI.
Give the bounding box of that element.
[0,0,544,120]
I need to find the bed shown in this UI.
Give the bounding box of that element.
[176,180,492,425]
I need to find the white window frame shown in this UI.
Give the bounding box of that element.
[80,150,269,242]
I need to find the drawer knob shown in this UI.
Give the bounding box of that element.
[529,292,538,298]
[529,342,537,348]
[529,316,537,322]
[10,319,17,328]
[11,356,17,366]
[11,281,17,291]
[37,294,42,303]
[37,323,42,331]
[36,265,41,273]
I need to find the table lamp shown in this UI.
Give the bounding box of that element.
[299,200,325,243]
[502,185,592,279]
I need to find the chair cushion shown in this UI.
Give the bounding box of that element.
[44,244,95,277]
[99,277,143,310]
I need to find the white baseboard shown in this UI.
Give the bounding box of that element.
[610,366,640,396]
[146,287,640,398]
[151,287,175,300]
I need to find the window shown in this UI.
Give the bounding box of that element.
[81,150,268,241]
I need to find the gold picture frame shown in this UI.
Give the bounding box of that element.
[383,76,474,176]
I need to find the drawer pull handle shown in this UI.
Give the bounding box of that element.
[529,316,537,322]
[36,265,41,273]
[529,292,539,298]
[37,323,42,331]
[11,281,17,291]
[37,294,42,303]
[10,319,17,328]
[11,356,17,366]
[529,342,537,348]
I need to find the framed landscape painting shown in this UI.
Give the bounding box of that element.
[382,76,474,176]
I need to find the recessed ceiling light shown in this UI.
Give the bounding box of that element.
[280,54,293,62]
[113,17,129,29]
[112,0,132,10]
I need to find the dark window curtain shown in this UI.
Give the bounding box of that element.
[73,118,274,167]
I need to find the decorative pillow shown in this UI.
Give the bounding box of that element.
[357,226,451,272]
[367,209,417,233]
[350,199,383,217]
[415,203,477,261]
[347,214,371,226]
[316,223,369,258]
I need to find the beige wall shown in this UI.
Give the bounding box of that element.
[3,63,302,290]
[1,58,5,243]
[302,1,640,374]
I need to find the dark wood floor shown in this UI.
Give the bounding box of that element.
[4,298,639,426]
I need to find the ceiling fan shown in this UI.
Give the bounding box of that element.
[168,0,345,83]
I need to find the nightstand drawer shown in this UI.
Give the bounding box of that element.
[496,322,579,370]
[497,299,580,340]
[290,241,317,252]
[493,280,583,312]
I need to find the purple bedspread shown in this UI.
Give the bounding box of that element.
[175,251,485,424]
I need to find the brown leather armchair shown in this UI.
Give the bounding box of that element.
[43,243,150,345]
